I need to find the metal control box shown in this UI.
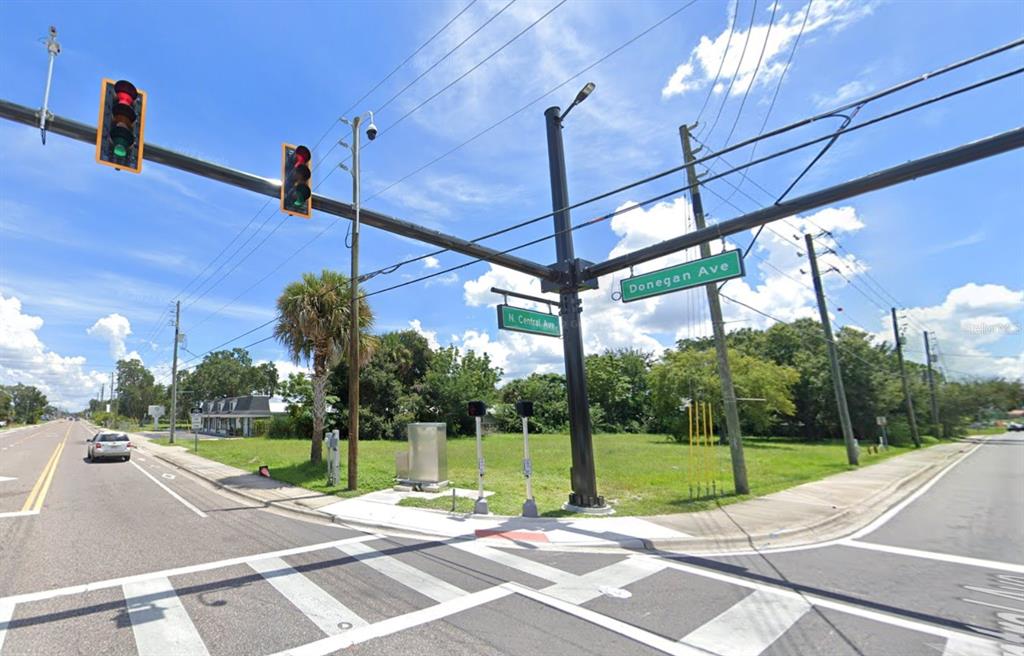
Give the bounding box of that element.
[404,422,448,486]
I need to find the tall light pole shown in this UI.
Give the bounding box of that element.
[544,82,607,512]
[340,111,376,491]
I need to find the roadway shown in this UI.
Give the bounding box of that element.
[0,420,1020,655]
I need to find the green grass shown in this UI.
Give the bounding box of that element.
[967,426,1011,435]
[151,432,928,516]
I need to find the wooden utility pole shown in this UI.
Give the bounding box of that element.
[805,235,858,465]
[680,124,749,494]
[923,331,942,437]
[891,308,921,447]
[169,301,181,444]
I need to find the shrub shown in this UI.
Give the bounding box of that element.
[251,419,271,437]
[268,415,296,439]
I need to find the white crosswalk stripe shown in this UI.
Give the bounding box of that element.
[0,599,14,653]
[680,588,811,656]
[248,556,368,636]
[336,541,465,603]
[451,541,577,585]
[123,576,209,656]
[542,556,666,604]
[942,635,1005,656]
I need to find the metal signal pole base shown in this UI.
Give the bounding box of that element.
[473,497,490,515]
[521,499,539,518]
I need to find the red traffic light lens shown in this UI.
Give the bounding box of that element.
[293,146,311,167]
[113,80,138,106]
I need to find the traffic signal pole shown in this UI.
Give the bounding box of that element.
[544,106,603,510]
[805,235,858,465]
[891,307,921,447]
[679,125,749,494]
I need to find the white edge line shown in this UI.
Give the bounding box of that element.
[269,584,515,656]
[0,533,377,607]
[129,460,208,518]
[847,439,986,540]
[0,598,14,653]
[0,510,39,519]
[657,558,1004,648]
[840,539,1024,573]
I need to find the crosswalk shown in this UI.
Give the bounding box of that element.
[0,536,1009,656]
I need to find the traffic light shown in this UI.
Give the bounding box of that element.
[95,79,146,173]
[281,143,312,218]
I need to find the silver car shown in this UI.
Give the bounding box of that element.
[87,432,133,462]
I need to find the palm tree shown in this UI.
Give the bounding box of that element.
[274,269,376,464]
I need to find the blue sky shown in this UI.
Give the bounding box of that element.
[1,0,1022,409]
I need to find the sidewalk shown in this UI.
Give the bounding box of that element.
[128,428,979,553]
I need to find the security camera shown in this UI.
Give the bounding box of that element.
[366,122,378,141]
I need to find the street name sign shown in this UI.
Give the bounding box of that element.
[148,405,165,419]
[619,250,745,303]
[497,304,560,338]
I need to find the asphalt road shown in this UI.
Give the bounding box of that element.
[0,421,1021,655]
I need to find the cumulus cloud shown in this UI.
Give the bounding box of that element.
[86,313,142,362]
[409,320,440,350]
[0,295,108,408]
[870,283,1024,380]
[662,0,875,99]
[423,256,441,270]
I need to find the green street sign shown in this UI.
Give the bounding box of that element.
[619,250,745,303]
[497,304,561,338]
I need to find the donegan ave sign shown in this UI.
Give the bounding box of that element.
[619,250,745,302]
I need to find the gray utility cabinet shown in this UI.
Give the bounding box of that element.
[399,422,448,487]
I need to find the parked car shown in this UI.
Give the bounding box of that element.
[1007,422,1024,432]
[87,432,133,462]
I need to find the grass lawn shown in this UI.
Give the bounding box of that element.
[151,432,933,516]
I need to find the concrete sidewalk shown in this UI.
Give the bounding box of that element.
[125,426,980,552]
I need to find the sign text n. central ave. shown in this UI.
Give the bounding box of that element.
[619,250,745,303]
[497,304,561,338]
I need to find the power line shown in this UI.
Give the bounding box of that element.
[693,0,739,128]
[720,0,779,149]
[703,0,758,143]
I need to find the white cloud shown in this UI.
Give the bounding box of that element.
[868,283,1024,380]
[409,319,440,349]
[267,359,311,381]
[0,295,108,409]
[423,256,441,270]
[814,79,870,109]
[424,271,460,287]
[662,0,875,99]
[87,313,135,361]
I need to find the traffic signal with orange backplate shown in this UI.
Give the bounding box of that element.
[281,143,312,218]
[95,79,146,173]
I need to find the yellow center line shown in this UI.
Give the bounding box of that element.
[20,424,70,513]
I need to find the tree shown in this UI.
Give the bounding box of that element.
[422,346,502,436]
[6,384,48,424]
[0,387,12,423]
[274,269,376,464]
[648,348,798,440]
[585,349,653,433]
[331,330,433,440]
[180,349,277,404]
[115,358,158,421]
[499,373,568,433]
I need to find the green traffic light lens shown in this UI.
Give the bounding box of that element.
[114,144,127,157]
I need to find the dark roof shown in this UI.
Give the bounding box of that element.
[199,395,273,417]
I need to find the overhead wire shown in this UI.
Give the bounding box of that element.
[719,0,778,149]
[702,0,758,143]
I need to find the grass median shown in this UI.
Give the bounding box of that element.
[150,432,934,516]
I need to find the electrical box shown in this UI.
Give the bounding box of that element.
[400,422,448,488]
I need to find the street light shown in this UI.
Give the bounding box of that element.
[340,110,375,490]
[543,82,608,513]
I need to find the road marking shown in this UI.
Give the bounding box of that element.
[681,589,810,656]
[20,426,69,512]
[336,541,465,603]
[161,473,176,480]
[0,476,17,482]
[124,576,210,656]
[248,556,368,636]
[0,599,13,653]
[841,539,1024,573]
[268,584,515,656]
[0,510,39,519]
[512,583,708,656]
[451,540,577,584]
[848,439,985,540]
[130,461,207,518]
[657,557,1005,650]
[542,556,666,604]
[0,535,377,607]
[942,634,1004,655]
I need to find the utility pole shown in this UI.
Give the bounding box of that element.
[805,234,858,465]
[545,98,604,510]
[923,331,942,437]
[680,125,749,494]
[891,307,921,447]
[100,383,105,402]
[169,300,181,445]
